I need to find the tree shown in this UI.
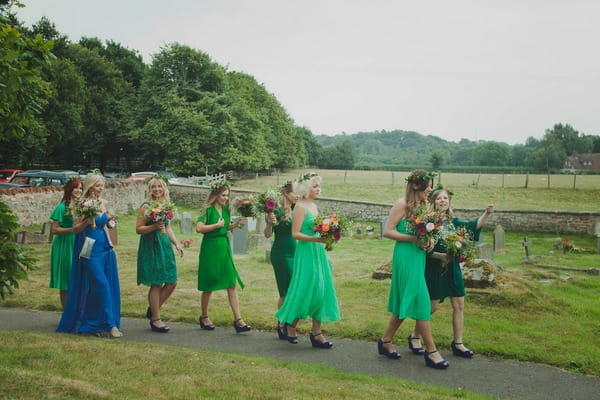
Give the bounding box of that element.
[472,142,511,166]
[318,140,355,169]
[429,150,444,170]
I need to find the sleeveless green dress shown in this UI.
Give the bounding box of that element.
[49,201,75,290]
[275,210,340,323]
[425,218,480,301]
[269,206,295,297]
[387,218,431,321]
[197,205,244,291]
[137,202,178,286]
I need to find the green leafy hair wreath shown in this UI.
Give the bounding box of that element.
[298,172,319,183]
[428,183,454,200]
[405,171,437,185]
[145,173,169,185]
[210,179,229,193]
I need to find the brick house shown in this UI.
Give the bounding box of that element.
[563,153,600,170]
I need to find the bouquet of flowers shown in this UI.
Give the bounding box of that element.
[70,198,102,229]
[144,201,176,235]
[180,238,193,248]
[254,190,279,226]
[233,195,255,217]
[313,211,347,251]
[444,226,475,264]
[406,206,445,249]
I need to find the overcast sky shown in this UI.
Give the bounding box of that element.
[15,0,600,144]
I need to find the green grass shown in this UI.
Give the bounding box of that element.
[0,331,494,400]
[234,169,600,211]
[4,207,600,376]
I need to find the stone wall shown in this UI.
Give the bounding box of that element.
[169,184,600,234]
[0,180,147,226]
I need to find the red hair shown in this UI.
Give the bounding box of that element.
[62,178,83,207]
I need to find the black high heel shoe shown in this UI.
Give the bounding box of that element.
[407,334,425,355]
[310,333,333,349]
[377,338,400,359]
[283,324,298,344]
[424,350,449,369]
[150,319,170,333]
[276,322,286,340]
[451,341,474,358]
[199,315,216,330]
[233,318,251,333]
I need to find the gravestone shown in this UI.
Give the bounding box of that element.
[231,222,248,254]
[522,236,531,259]
[107,226,118,246]
[493,225,505,252]
[379,217,388,240]
[596,222,600,253]
[180,211,192,234]
[475,243,493,260]
[41,222,54,241]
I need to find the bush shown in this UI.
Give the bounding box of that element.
[0,199,37,299]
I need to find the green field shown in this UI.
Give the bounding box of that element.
[234,169,600,211]
[4,205,600,377]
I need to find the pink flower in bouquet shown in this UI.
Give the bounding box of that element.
[312,211,347,251]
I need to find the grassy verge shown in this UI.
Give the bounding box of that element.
[3,206,600,376]
[0,331,494,400]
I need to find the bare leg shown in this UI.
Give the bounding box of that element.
[381,315,403,353]
[415,319,446,363]
[201,291,213,324]
[59,290,68,309]
[450,296,470,352]
[277,296,284,310]
[285,318,300,338]
[227,287,246,326]
[412,299,440,347]
[148,285,167,328]
[159,282,177,307]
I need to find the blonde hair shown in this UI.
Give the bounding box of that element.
[82,173,105,198]
[293,174,321,199]
[146,178,171,203]
[404,169,432,210]
[429,188,453,219]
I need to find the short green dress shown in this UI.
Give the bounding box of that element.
[425,218,480,302]
[269,206,296,297]
[49,201,75,290]
[275,210,340,324]
[387,218,431,321]
[197,205,244,291]
[137,202,178,286]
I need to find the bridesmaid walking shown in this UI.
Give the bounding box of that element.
[136,177,183,333]
[263,181,297,339]
[49,176,83,308]
[377,170,449,369]
[196,182,251,333]
[275,173,340,349]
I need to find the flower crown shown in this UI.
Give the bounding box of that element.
[145,173,169,185]
[298,172,319,183]
[406,171,437,185]
[428,183,454,200]
[210,179,229,193]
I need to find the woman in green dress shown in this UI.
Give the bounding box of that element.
[49,177,83,308]
[263,181,297,339]
[378,170,449,369]
[196,182,250,333]
[410,187,493,358]
[275,173,340,349]
[136,177,183,333]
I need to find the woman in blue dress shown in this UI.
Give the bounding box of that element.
[57,172,122,338]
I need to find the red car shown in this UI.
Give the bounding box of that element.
[0,169,24,183]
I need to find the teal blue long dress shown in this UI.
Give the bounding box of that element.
[269,206,295,297]
[137,202,178,286]
[275,210,340,323]
[387,219,431,321]
[425,218,480,302]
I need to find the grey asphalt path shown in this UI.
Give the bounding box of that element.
[2,308,599,400]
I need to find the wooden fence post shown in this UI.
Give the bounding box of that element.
[525,172,529,188]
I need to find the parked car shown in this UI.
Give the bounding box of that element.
[0,169,24,182]
[128,171,178,183]
[0,182,29,189]
[10,170,79,187]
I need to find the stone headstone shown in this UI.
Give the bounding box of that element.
[41,222,53,241]
[493,225,505,252]
[180,212,192,234]
[475,243,493,260]
[461,259,497,288]
[246,217,257,232]
[522,236,531,259]
[255,217,265,234]
[108,226,118,246]
[231,223,248,254]
[595,222,600,253]
[379,217,388,240]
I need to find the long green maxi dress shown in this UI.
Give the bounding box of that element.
[425,218,480,301]
[197,205,244,291]
[137,202,178,286]
[387,218,431,321]
[269,206,295,297]
[275,210,340,323]
[49,201,75,290]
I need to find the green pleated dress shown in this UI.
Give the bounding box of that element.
[387,218,431,321]
[136,202,178,286]
[269,207,296,297]
[275,210,340,324]
[49,202,75,290]
[197,205,244,291]
[425,218,480,301]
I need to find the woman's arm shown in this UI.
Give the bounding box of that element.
[51,220,74,235]
[383,199,417,243]
[196,216,225,234]
[476,204,494,229]
[135,205,163,234]
[291,204,325,243]
[71,216,91,234]
[166,223,183,256]
[263,213,277,238]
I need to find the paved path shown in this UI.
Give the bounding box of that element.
[1,308,599,400]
